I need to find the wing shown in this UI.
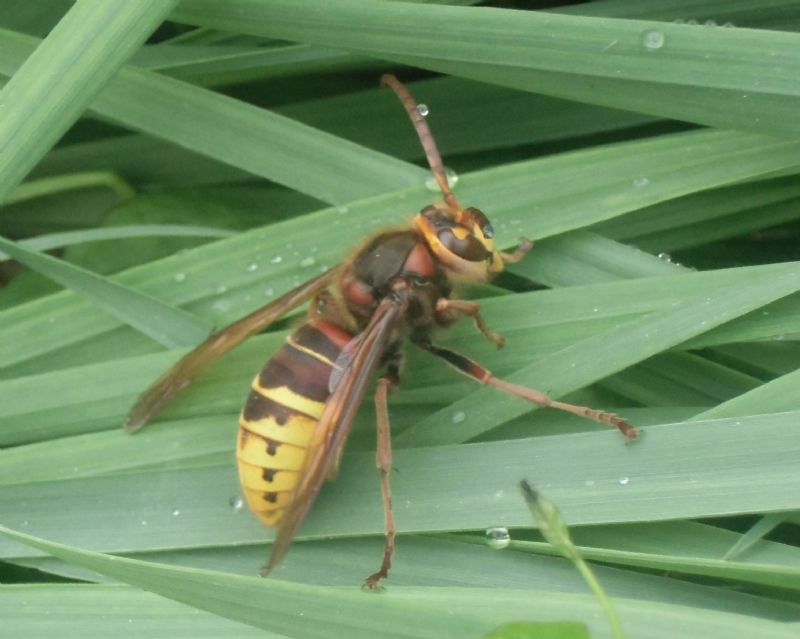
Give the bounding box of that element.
[124,266,340,432]
[261,289,409,575]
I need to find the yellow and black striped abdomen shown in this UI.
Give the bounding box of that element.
[237,319,353,526]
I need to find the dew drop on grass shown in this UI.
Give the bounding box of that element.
[642,30,665,50]
[426,166,458,192]
[485,527,511,550]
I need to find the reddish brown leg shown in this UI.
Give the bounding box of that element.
[417,340,638,440]
[436,298,505,348]
[363,374,399,590]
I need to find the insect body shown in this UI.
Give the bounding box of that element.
[125,75,637,589]
[237,318,352,528]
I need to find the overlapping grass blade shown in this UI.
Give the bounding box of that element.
[171,0,800,137]
[0,236,211,348]
[2,525,798,639]
[2,127,799,376]
[0,1,177,202]
[0,28,423,206]
[2,411,800,559]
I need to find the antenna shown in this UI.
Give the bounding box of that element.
[380,74,462,216]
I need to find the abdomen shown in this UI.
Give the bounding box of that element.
[236,319,352,526]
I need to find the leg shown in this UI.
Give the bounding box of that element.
[436,298,505,348]
[363,372,399,589]
[499,237,534,264]
[417,339,638,440]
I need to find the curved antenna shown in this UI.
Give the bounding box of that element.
[380,74,462,216]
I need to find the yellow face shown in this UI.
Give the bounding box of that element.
[414,206,504,281]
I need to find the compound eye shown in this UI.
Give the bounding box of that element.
[437,227,489,262]
[463,206,494,239]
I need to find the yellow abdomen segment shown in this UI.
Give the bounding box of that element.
[236,319,352,527]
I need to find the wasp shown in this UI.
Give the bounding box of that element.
[125,75,637,589]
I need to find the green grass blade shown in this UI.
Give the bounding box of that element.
[0,235,211,348]
[2,127,799,376]
[171,0,800,137]
[0,0,177,203]
[397,261,800,446]
[0,225,235,261]
[0,28,423,205]
[3,412,800,558]
[1,525,798,639]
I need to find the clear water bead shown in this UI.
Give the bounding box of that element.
[425,166,458,192]
[642,30,665,50]
[485,527,511,550]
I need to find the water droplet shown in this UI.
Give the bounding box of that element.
[618,477,630,486]
[270,255,283,264]
[300,256,316,267]
[171,508,181,516]
[20,520,29,527]
[229,496,245,512]
[426,166,459,192]
[592,307,599,313]
[642,30,665,50]
[452,411,466,424]
[658,252,672,262]
[485,527,511,550]
[772,334,785,341]
[585,480,595,487]
[686,18,699,25]
[633,176,650,188]
[173,272,186,283]
[140,520,148,527]
[672,18,685,24]
[264,286,274,297]
[213,299,231,313]
[246,263,258,272]
[723,21,735,28]
[704,19,717,27]
[336,205,349,215]
[417,103,429,117]
[215,285,227,294]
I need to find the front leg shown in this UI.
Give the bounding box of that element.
[416,338,638,440]
[435,298,504,348]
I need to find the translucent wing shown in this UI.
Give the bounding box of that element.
[124,266,340,432]
[261,290,408,575]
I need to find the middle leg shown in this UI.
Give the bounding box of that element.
[416,338,637,440]
[363,371,399,589]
